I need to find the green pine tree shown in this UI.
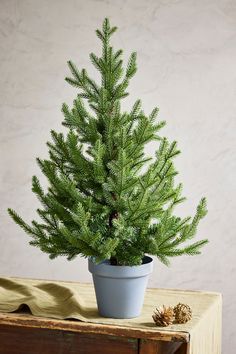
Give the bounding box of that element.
[8,18,208,266]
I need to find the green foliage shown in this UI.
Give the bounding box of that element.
[8,18,208,266]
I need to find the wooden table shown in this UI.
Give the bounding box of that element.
[0,277,222,354]
[0,310,188,354]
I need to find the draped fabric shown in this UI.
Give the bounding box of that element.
[0,277,221,353]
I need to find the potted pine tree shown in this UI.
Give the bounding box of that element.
[8,18,208,319]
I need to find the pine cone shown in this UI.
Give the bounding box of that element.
[152,305,174,327]
[174,303,192,324]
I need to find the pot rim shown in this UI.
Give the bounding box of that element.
[88,255,153,278]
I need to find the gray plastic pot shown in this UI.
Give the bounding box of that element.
[88,256,153,319]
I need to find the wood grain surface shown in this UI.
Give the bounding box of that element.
[0,324,138,354]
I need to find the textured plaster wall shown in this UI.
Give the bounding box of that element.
[0,0,235,352]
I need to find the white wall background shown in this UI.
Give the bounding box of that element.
[0,0,235,352]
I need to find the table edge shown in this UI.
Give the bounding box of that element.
[0,312,189,342]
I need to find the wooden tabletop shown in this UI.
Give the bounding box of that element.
[0,276,222,349]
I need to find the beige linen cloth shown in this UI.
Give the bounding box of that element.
[0,277,221,354]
